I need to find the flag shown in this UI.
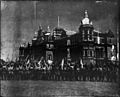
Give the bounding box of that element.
[37,58,42,69]
[61,58,64,70]
[47,25,50,32]
[44,60,48,70]
[26,59,30,64]
[117,53,119,61]
[25,55,29,61]
[47,59,53,65]
[111,45,115,53]
[111,56,116,61]
[38,59,41,66]
[97,36,100,44]
[26,59,30,70]
[80,59,84,68]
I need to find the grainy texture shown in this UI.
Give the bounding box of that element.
[1,81,119,97]
[1,1,118,61]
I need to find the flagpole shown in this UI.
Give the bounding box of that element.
[116,24,119,83]
[34,1,37,30]
[58,16,59,28]
[117,24,119,61]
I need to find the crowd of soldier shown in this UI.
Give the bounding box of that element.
[0,59,118,82]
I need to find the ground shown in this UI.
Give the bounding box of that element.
[1,81,119,97]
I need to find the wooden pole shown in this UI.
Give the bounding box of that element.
[58,16,59,28]
[34,1,37,29]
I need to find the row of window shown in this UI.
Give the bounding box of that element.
[82,30,114,44]
[82,36,113,44]
[82,30,93,35]
[46,44,54,49]
[82,34,93,41]
[83,50,94,57]
[82,30,93,41]
[94,37,105,44]
[83,48,105,58]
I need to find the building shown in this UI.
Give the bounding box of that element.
[19,10,117,66]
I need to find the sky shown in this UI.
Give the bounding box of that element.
[1,0,119,61]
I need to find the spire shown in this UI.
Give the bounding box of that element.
[82,10,90,25]
[34,1,37,28]
[85,10,88,18]
[38,24,42,30]
[90,21,93,25]
[58,16,60,28]
[47,25,50,32]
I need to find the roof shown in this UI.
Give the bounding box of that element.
[107,29,114,37]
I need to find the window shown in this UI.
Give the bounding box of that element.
[90,50,92,57]
[67,40,71,45]
[107,38,113,44]
[85,50,87,56]
[46,51,53,60]
[87,50,90,56]
[48,54,52,60]
[89,31,92,35]
[83,49,88,57]
[94,37,97,43]
[87,50,93,57]
[46,44,49,48]
[21,50,24,56]
[88,30,93,41]
[95,48,104,58]
[88,30,89,34]
[46,44,54,49]
[84,47,88,49]
[82,30,85,40]
[101,38,105,44]
[109,38,112,43]
[84,32,88,40]
[83,50,85,56]
[50,44,54,48]
[92,51,94,57]
[100,48,104,58]
[89,47,93,49]
[82,30,88,41]
[90,35,92,40]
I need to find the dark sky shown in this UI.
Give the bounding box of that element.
[1,0,119,61]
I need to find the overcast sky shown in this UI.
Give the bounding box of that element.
[1,0,119,61]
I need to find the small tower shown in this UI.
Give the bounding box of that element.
[58,16,60,28]
[79,10,94,42]
[47,25,50,32]
[81,10,90,25]
[38,25,43,37]
[79,10,94,64]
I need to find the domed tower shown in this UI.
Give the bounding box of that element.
[79,10,94,42]
[79,10,95,65]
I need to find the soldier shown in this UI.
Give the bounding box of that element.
[8,62,14,80]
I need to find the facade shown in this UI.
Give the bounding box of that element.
[19,10,117,66]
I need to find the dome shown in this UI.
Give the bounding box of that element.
[53,27,67,35]
[81,10,91,25]
[82,18,90,25]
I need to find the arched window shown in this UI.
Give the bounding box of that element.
[46,51,53,61]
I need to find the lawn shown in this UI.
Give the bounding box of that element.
[1,81,119,97]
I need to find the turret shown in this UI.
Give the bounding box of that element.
[79,10,94,42]
[37,25,43,37]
